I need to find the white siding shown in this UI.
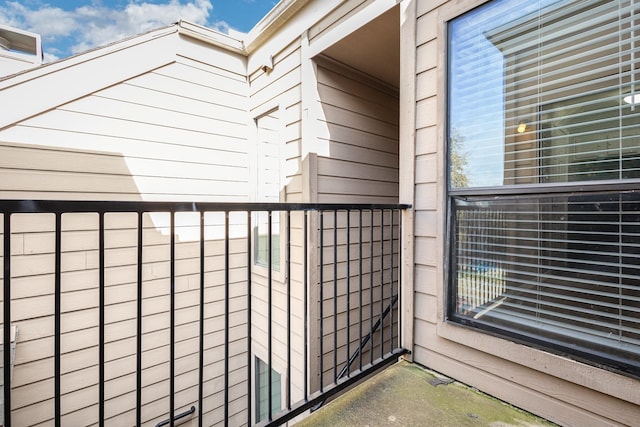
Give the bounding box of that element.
[0,27,179,130]
[0,56,249,202]
[0,39,253,426]
[248,35,307,410]
[250,38,304,203]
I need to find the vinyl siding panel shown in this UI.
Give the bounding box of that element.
[2,214,253,427]
[315,62,399,204]
[0,44,254,425]
[300,53,401,390]
[246,0,404,397]
[408,1,640,426]
[250,39,303,202]
[248,37,307,409]
[0,27,179,130]
[0,57,249,202]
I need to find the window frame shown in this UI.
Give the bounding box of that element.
[444,0,640,378]
[252,106,286,277]
[254,355,284,424]
[252,211,282,271]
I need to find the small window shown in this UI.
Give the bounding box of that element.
[255,357,281,423]
[254,109,282,271]
[253,212,280,270]
[447,0,640,376]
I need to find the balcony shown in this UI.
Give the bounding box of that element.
[0,200,408,426]
[297,360,557,427]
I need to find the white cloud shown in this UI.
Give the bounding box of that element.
[0,0,219,61]
[42,51,61,63]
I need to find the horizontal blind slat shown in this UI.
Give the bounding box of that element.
[450,0,640,373]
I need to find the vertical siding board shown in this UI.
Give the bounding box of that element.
[3,213,11,427]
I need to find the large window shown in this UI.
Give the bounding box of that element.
[448,0,640,376]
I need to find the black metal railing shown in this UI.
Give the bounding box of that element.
[0,200,409,427]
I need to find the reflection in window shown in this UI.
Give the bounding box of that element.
[541,90,640,182]
[448,0,640,376]
[255,357,281,423]
[452,194,640,370]
[448,0,640,188]
[254,211,280,270]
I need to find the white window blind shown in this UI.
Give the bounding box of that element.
[448,0,640,188]
[448,0,640,376]
[452,193,640,369]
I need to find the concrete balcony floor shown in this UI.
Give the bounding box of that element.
[296,361,557,427]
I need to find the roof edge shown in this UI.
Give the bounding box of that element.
[177,0,312,56]
[0,0,311,81]
[0,25,178,87]
[244,0,312,54]
[0,27,180,129]
[177,20,245,54]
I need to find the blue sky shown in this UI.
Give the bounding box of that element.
[0,0,278,62]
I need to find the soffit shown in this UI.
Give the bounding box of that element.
[320,5,399,87]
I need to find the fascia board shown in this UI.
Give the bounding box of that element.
[176,1,313,57]
[0,27,179,130]
[244,0,312,54]
[246,0,344,74]
[177,20,245,54]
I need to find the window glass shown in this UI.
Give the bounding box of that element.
[254,212,280,270]
[448,0,640,376]
[255,110,282,270]
[452,193,640,371]
[256,357,281,422]
[448,0,640,188]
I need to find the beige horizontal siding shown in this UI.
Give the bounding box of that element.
[313,208,400,389]
[0,56,249,202]
[0,2,413,425]
[0,43,256,425]
[246,34,310,410]
[408,1,640,426]
[249,38,303,204]
[315,62,399,204]
[2,212,255,426]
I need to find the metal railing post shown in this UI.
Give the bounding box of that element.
[0,201,409,427]
[3,214,11,427]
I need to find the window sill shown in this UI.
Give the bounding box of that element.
[436,320,639,405]
[252,262,286,284]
